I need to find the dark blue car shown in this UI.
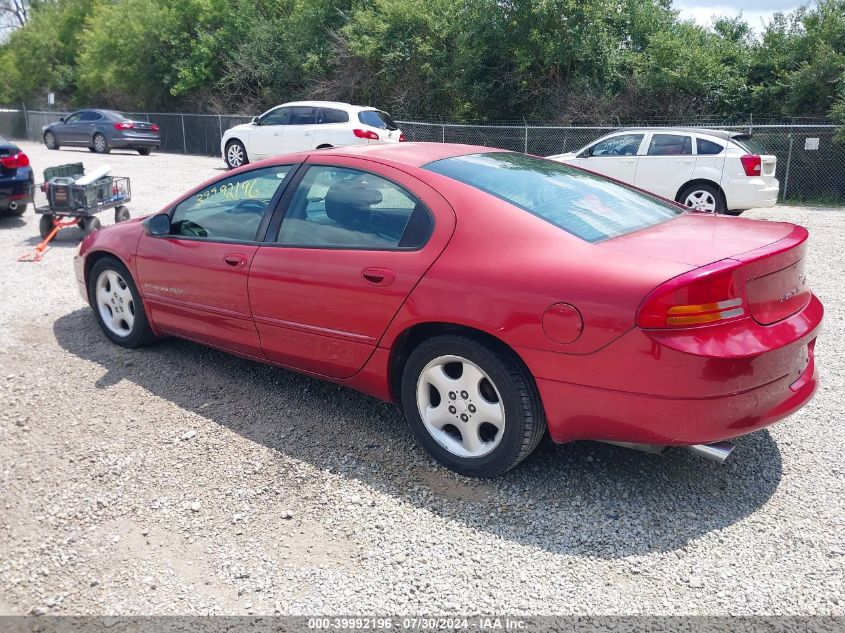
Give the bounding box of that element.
[42,109,161,155]
[0,136,33,217]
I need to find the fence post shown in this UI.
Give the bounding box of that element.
[783,133,794,201]
[179,114,188,154]
[524,120,528,154]
[22,103,30,140]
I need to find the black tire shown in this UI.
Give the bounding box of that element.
[43,131,59,150]
[39,214,56,240]
[678,182,726,214]
[87,256,157,348]
[224,140,248,169]
[3,202,26,217]
[88,147,97,153]
[137,148,151,156]
[400,334,546,477]
[114,205,131,223]
[92,133,110,154]
[723,209,744,216]
[83,216,101,233]
[316,144,333,150]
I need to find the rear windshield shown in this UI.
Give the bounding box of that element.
[358,110,398,130]
[730,135,767,155]
[425,152,682,243]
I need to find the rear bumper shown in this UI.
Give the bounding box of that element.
[524,294,822,445]
[0,167,34,206]
[725,176,780,210]
[110,134,160,149]
[537,345,817,445]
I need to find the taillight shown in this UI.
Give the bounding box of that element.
[0,152,29,169]
[114,122,135,130]
[353,129,379,140]
[399,133,406,142]
[150,124,160,133]
[637,261,747,329]
[740,154,761,176]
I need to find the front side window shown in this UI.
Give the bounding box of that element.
[590,134,644,157]
[276,166,432,249]
[288,106,317,125]
[64,113,83,123]
[320,108,349,124]
[170,165,292,241]
[260,107,290,126]
[425,152,681,243]
[647,134,692,156]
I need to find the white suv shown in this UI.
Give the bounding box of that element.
[548,128,779,214]
[221,101,405,169]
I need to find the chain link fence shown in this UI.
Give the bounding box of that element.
[1,107,843,203]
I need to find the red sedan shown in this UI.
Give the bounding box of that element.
[74,143,822,477]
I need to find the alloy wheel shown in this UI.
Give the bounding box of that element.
[415,355,506,458]
[44,132,56,149]
[226,143,244,167]
[95,269,135,337]
[94,135,107,153]
[684,190,717,213]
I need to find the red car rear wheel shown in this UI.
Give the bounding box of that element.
[401,334,546,477]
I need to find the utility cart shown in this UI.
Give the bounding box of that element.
[33,163,132,240]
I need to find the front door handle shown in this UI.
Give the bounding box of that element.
[223,253,247,268]
[362,267,395,286]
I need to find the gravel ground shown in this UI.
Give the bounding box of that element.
[0,141,843,616]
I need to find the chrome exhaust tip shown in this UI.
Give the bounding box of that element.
[8,201,17,211]
[686,441,735,463]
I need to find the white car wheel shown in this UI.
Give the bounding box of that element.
[683,189,717,213]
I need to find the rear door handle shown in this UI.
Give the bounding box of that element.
[223,253,248,268]
[362,267,395,286]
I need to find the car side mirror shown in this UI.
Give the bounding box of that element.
[251,116,259,125]
[146,213,171,236]
[578,148,591,158]
[59,117,66,123]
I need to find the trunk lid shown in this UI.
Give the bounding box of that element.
[599,213,795,267]
[603,213,811,326]
[735,227,810,325]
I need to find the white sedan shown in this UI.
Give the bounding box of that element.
[221,101,405,168]
[548,128,779,214]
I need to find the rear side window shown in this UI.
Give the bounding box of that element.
[80,111,103,122]
[731,136,767,155]
[696,138,724,155]
[647,134,692,156]
[320,108,349,124]
[288,107,316,125]
[358,110,399,130]
[425,152,681,243]
[276,166,432,249]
